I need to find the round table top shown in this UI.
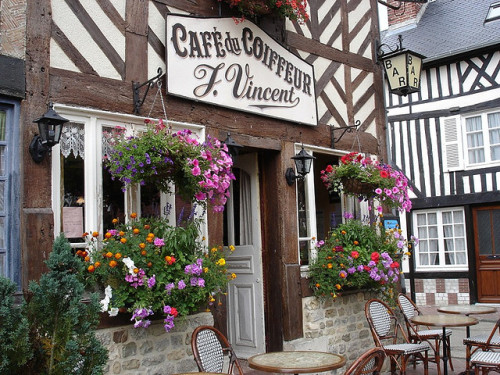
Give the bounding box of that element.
[248,351,346,374]
[437,305,497,316]
[411,314,478,328]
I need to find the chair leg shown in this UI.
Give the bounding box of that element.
[424,351,429,375]
[434,338,442,375]
[446,336,454,371]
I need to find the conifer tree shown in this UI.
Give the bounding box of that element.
[25,234,108,375]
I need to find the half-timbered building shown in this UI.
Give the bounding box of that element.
[2,0,389,368]
[382,0,500,305]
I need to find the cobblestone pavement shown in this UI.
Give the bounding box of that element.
[240,305,500,375]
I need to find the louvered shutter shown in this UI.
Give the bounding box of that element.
[441,115,464,171]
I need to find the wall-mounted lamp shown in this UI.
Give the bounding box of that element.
[224,132,243,161]
[285,146,315,186]
[29,102,69,163]
[377,35,425,96]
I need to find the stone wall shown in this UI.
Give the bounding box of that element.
[97,312,213,375]
[283,291,379,371]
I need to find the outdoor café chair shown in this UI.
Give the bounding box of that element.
[191,325,244,375]
[470,351,500,375]
[344,347,386,375]
[365,298,430,375]
[397,293,454,375]
[464,318,500,373]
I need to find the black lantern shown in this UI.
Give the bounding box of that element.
[224,132,243,161]
[29,102,69,163]
[285,146,315,186]
[377,35,425,96]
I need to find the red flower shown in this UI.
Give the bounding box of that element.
[350,250,359,259]
[325,165,333,173]
[371,252,380,263]
[335,245,344,252]
[390,261,400,269]
[380,170,389,178]
[363,265,371,272]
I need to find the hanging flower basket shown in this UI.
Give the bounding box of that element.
[219,0,309,23]
[341,177,376,196]
[321,152,413,213]
[104,119,235,213]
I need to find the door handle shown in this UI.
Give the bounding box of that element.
[486,255,500,259]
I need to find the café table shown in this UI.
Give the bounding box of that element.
[247,351,346,375]
[411,314,478,375]
[438,305,497,374]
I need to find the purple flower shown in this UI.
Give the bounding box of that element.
[147,275,156,288]
[178,280,186,290]
[154,237,165,247]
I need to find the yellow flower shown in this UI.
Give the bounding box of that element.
[335,284,341,290]
[231,273,237,279]
[211,247,218,253]
[216,258,226,266]
[229,245,235,252]
[203,267,209,273]
[112,218,119,224]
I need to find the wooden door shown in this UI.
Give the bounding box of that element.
[225,153,265,359]
[474,206,500,302]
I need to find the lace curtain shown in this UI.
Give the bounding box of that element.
[60,122,85,159]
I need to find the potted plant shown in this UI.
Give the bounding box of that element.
[219,0,309,23]
[105,119,235,213]
[76,213,236,332]
[320,152,413,213]
[309,216,418,304]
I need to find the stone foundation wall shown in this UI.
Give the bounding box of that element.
[97,312,213,375]
[284,291,378,371]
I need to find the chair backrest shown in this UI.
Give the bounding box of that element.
[344,347,386,375]
[191,325,244,375]
[397,293,419,321]
[365,298,409,346]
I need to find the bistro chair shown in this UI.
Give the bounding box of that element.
[344,347,386,375]
[365,298,430,375]
[464,318,500,374]
[397,293,454,375]
[191,325,244,375]
[470,351,500,375]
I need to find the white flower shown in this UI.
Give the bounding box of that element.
[100,285,113,312]
[122,257,136,274]
[108,307,119,317]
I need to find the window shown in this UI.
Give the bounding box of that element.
[464,111,500,165]
[486,2,500,23]
[0,100,20,285]
[296,148,366,269]
[52,106,206,246]
[413,208,467,270]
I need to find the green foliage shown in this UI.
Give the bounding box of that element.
[78,214,235,331]
[309,218,415,304]
[0,277,31,374]
[25,235,108,375]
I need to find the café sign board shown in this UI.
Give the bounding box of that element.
[166,15,318,126]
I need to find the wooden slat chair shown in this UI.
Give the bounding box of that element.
[397,293,454,375]
[365,298,430,375]
[464,319,500,373]
[344,347,386,375]
[470,351,500,375]
[191,325,244,375]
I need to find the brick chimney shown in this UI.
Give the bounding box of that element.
[387,0,427,28]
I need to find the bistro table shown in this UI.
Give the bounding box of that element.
[411,314,478,375]
[438,305,497,374]
[248,351,346,375]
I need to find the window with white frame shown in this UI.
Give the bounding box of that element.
[296,149,365,269]
[464,111,500,165]
[52,106,206,246]
[413,208,467,270]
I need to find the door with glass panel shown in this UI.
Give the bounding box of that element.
[474,206,500,302]
[225,153,265,359]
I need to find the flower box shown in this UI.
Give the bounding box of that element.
[340,177,376,196]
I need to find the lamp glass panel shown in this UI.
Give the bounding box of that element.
[38,122,49,144]
[54,122,63,144]
[303,158,313,175]
[408,53,422,89]
[383,53,408,91]
[294,158,305,175]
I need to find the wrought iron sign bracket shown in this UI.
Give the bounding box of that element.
[376,35,403,64]
[133,67,164,115]
[331,120,361,147]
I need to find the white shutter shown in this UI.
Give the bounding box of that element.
[441,115,464,172]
